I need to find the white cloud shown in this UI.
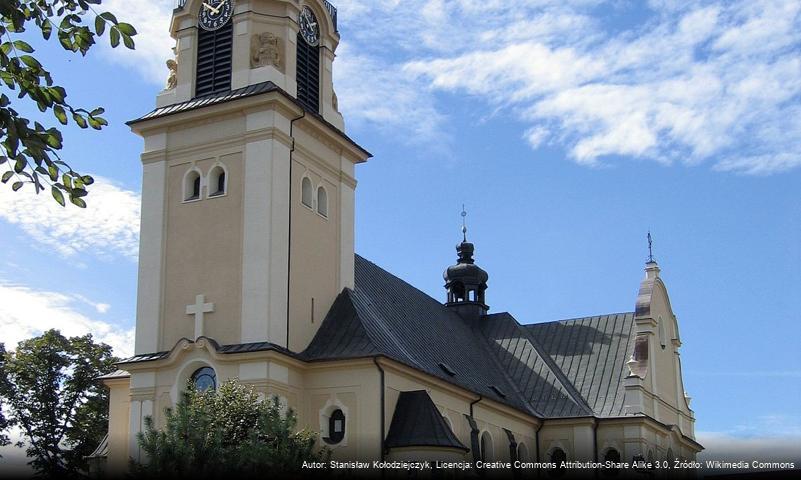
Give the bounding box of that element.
[0,176,141,260]
[73,294,112,314]
[98,0,175,85]
[0,282,134,358]
[335,43,445,143]
[334,0,801,174]
[87,0,801,174]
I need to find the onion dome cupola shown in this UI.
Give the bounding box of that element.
[444,209,489,322]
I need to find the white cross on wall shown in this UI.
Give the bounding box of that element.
[186,294,215,340]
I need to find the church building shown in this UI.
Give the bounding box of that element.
[94,0,702,474]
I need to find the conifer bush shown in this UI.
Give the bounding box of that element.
[135,380,329,478]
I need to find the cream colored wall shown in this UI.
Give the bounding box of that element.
[162,152,244,349]
[107,343,701,470]
[133,89,364,354]
[104,378,131,474]
[288,122,350,352]
[302,363,381,461]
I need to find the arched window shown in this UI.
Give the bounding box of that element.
[209,165,227,197]
[301,177,313,208]
[326,409,345,444]
[603,448,622,476]
[450,282,465,303]
[480,431,493,462]
[517,443,529,462]
[317,186,328,217]
[191,367,216,392]
[549,448,567,477]
[184,170,201,201]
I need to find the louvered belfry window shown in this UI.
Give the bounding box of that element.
[296,33,320,113]
[195,21,233,98]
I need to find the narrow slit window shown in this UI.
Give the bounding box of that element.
[302,177,313,208]
[209,167,226,197]
[317,186,328,217]
[185,170,201,201]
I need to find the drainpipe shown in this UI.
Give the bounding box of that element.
[470,395,482,418]
[373,357,385,462]
[467,396,482,466]
[286,110,306,350]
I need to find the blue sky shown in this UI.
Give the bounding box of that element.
[1,0,799,462]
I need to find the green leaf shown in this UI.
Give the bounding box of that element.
[70,196,87,208]
[12,40,34,53]
[49,87,66,103]
[51,186,65,207]
[95,15,106,36]
[12,182,24,192]
[100,12,119,25]
[13,158,25,173]
[54,105,68,125]
[82,176,95,186]
[20,55,42,69]
[1,171,13,183]
[109,28,120,48]
[72,113,88,129]
[116,23,137,36]
[122,34,135,50]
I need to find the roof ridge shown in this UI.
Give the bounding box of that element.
[520,323,595,416]
[526,312,635,328]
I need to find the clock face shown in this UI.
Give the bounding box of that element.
[299,6,320,46]
[199,0,234,31]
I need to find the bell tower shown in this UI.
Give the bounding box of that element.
[129,0,370,356]
[161,0,344,130]
[443,213,489,322]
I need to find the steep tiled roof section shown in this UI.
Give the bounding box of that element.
[525,313,636,417]
[303,255,535,414]
[302,290,382,360]
[129,82,280,124]
[480,313,592,417]
[385,391,468,451]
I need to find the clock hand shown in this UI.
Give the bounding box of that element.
[203,2,220,14]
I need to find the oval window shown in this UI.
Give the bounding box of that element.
[327,409,345,444]
[191,367,216,392]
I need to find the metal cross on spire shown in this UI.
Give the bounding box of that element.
[461,205,468,242]
[647,231,655,263]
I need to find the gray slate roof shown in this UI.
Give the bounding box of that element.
[525,313,636,417]
[127,81,370,158]
[303,255,637,419]
[385,391,468,451]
